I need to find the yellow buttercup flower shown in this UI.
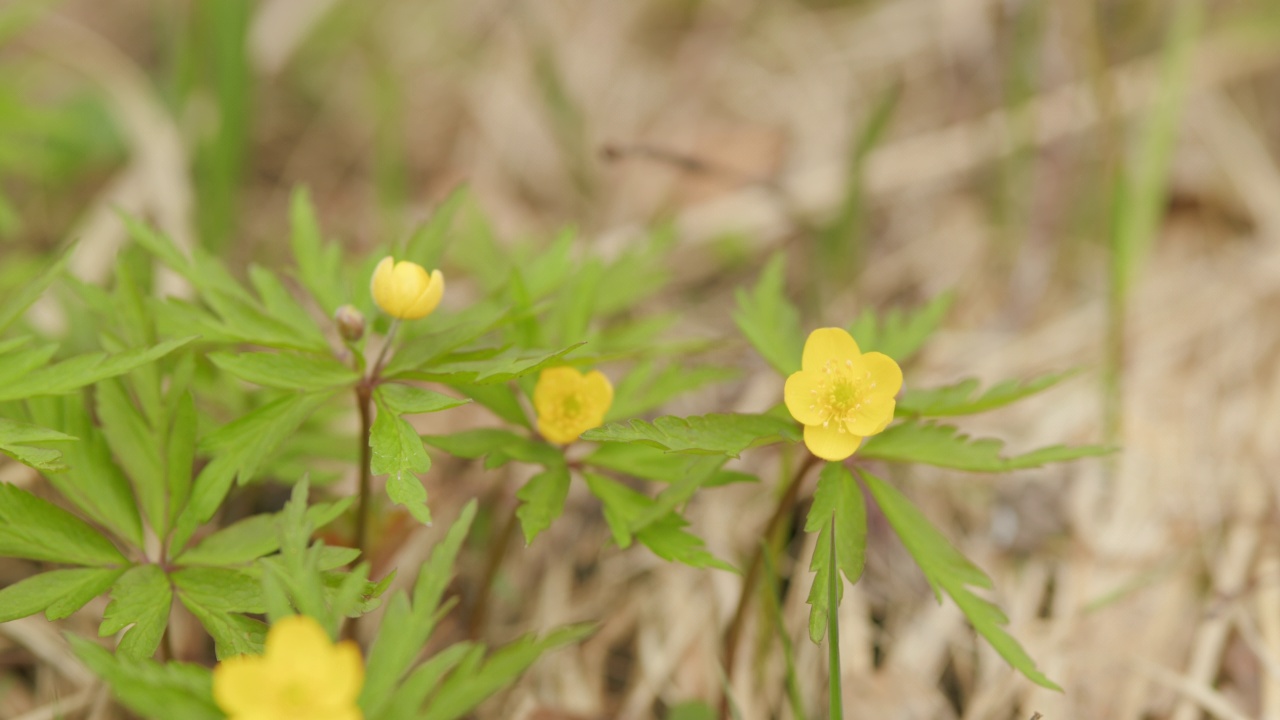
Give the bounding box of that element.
[534,366,613,445]
[212,615,364,720]
[784,327,902,462]
[370,256,444,320]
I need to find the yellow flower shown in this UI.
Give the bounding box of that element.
[784,327,902,462]
[534,366,613,445]
[370,256,444,320]
[212,615,364,720]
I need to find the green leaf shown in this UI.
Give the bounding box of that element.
[100,564,172,659]
[70,636,222,720]
[861,470,1060,690]
[847,292,953,364]
[392,343,586,385]
[210,351,360,391]
[584,442,751,487]
[0,484,127,565]
[454,383,529,427]
[426,623,597,720]
[515,465,571,545]
[173,567,267,659]
[166,391,197,528]
[402,186,466,271]
[0,417,75,472]
[290,187,346,313]
[370,397,432,525]
[176,498,353,566]
[583,473,734,571]
[805,463,866,643]
[582,413,800,457]
[733,252,803,374]
[669,702,718,720]
[859,421,1113,472]
[361,501,477,717]
[25,395,145,547]
[607,361,738,421]
[376,383,470,415]
[0,336,196,402]
[897,370,1078,417]
[0,567,124,623]
[199,391,334,484]
[0,243,72,334]
[378,642,474,720]
[422,428,560,469]
[96,378,167,536]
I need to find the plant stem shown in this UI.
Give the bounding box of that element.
[826,515,843,719]
[354,382,375,563]
[468,499,520,639]
[720,453,820,718]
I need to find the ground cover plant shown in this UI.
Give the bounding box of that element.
[4,1,1279,719]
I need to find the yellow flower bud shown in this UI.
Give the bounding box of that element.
[213,615,364,720]
[534,366,613,445]
[370,256,444,320]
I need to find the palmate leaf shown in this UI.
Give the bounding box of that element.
[861,470,1060,690]
[100,565,172,659]
[71,636,222,720]
[582,413,799,458]
[425,623,597,720]
[0,417,75,472]
[897,370,1078,417]
[515,465,571,545]
[583,473,734,571]
[0,335,195,402]
[848,291,953,364]
[370,396,432,525]
[290,187,346,314]
[805,463,867,643]
[210,351,360,392]
[860,421,1112,472]
[176,498,352,566]
[390,343,586,385]
[173,567,267,659]
[0,484,126,566]
[361,501,476,718]
[376,383,470,415]
[733,252,803,375]
[607,361,739,421]
[0,567,124,623]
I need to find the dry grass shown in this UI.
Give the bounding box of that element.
[4,1,1280,718]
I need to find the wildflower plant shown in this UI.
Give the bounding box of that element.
[0,187,1108,717]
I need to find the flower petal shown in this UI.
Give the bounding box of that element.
[309,640,365,708]
[533,366,583,418]
[212,654,271,716]
[856,352,903,400]
[370,257,397,315]
[802,327,860,371]
[264,615,336,670]
[403,269,445,319]
[783,371,824,425]
[803,423,862,461]
[581,370,614,425]
[844,396,895,436]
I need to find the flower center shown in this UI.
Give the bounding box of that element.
[810,359,874,433]
[561,393,583,420]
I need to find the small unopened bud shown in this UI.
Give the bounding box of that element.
[334,304,365,342]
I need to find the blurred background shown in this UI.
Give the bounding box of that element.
[3,0,1280,718]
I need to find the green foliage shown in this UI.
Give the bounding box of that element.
[370,394,434,525]
[860,420,1112,471]
[733,252,803,374]
[582,413,800,457]
[861,471,1060,690]
[583,473,734,571]
[805,463,866,644]
[897,370,1077,417]
[847,291,953,363]
[515,465,571,544]
[71,637,223,720]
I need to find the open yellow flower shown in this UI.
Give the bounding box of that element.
[534,366,613,444]
[784,327,902,461]
[370,256,444,320]
[212,615,364,720]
